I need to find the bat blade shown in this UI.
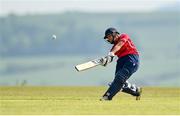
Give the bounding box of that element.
[75,58,102,72]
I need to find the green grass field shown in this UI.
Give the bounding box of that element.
[0,86,179,115]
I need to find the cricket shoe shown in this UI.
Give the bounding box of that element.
[99,96,111,101]
[136,87,142,100]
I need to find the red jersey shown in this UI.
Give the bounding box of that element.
[111,33,139,58]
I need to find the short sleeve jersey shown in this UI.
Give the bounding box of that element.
[111,33,139,58]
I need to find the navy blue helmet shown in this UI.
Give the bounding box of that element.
[104,27,119,39]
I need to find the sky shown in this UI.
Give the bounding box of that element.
[0,0,178,16]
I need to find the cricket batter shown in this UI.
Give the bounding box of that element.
[100,27,142,101]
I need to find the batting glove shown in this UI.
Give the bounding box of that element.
[100,52,115,67]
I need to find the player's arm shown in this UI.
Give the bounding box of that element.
[101,38,127,66]
[110,40,126,54]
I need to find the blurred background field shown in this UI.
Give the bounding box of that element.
[0,0,179,86]
[0,55,179,86]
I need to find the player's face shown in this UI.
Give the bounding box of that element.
[105,34,113,43]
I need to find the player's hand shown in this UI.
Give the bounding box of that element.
[100,52,115,66]
[100,57,107,66]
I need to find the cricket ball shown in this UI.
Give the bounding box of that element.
[52,34,57,40]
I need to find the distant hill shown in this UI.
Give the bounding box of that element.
[0,11,179,58]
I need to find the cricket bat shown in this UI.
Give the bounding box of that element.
[75,58,103,72]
